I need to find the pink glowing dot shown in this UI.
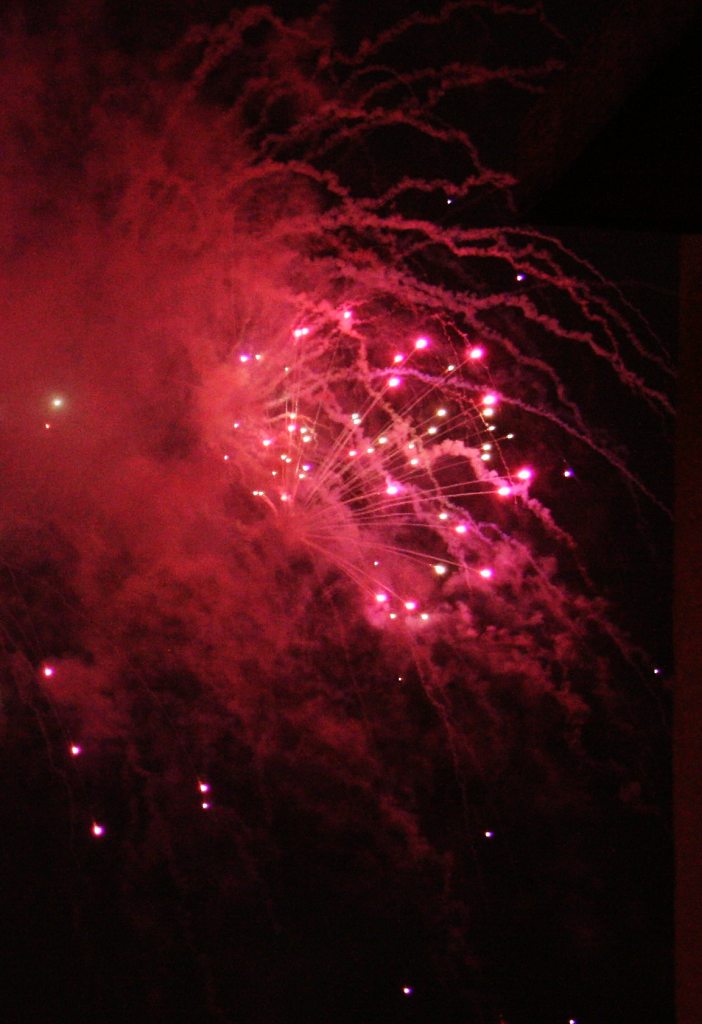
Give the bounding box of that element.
[482,393,497,406]
[402,986,414,996]
[517,467,533,481]
[42,665,55,679]
[469,346,484,360]
[414,336,429,350]
[239,354,250,363]
[44,422,52,429]
[516,273,526,282]
[91,822,105,838]
[262,438,273,447]
[386,483,400,496]
[342,310,352,320]
[479,567,493,579]
[455,524,467,535]
[497,485,512,497]
[388,376,401,388]
[404,600,418,612]
[201,802,211,810]
[563,468,574,478]
[375,592,388,604]
[348,449,358,458]
[393,353,405,364]
[484,830,494,838]
[198,782,210,794]
[653,667,661,675]
[70,744,82,757]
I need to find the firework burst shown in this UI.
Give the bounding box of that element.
[0,4,672,1022]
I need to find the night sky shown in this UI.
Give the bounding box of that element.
[1,3,673,1023]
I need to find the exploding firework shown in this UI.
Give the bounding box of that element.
[216,312,534,618]
[0,4,672,1023]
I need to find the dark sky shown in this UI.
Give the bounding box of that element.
[0,3,674,1023]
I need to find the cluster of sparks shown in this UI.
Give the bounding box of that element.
[220,312,542,626]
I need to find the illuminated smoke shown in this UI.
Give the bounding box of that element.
[0,4,672,1020]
